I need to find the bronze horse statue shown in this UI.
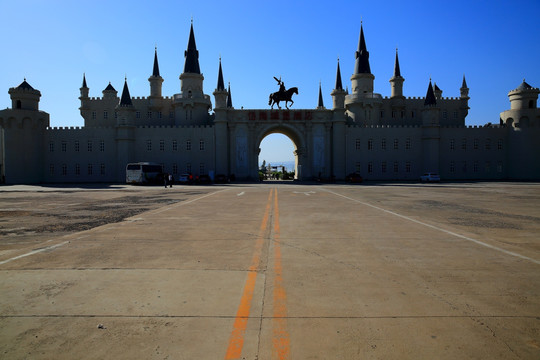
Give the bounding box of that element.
[269,87,298,109]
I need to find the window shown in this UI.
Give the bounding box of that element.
[172,140,178,151]
[62,164,67,176]
[172,164,178,175]
[88,164,93,175]
[75,141,80,152]
[100,140,105,152]
[160,140,165,151]
[186,163,192,173]
[367,139,373,150]
[146,140,152,151]
[169,111,174,118]
[355,162,361,173]
[61,141,66,152]
[485,139,491,150]
[186,140,191,151]
[100,164,105,175]
[199,163,205,175]
[380,111,384,118]
[443,111,447,119]
[450,139,455,150]
[453,111,458,119]
[92,111,96,120]
[103,111,108,119]
[391,110,396,118]
[158,111,162,119]
[474,138,479,150]
[461,138,467,150]
[49,142,54,152]
[49,164,54,176]
[381,161,387,173]
[393,161,399,173]
[368,162,373,174]
[400,111,405,118]
[497,139,503,150]
[450,161,455,173]
[75,164,80,176]
[87,140,93,152]
[394,139,399,150]
[147,111,152,119]
[406,161,411,173]
[381,138,386,150]
[355,139,361,150]
[411,110,415,118]
[136,111,141,119]
[405,138,411,150]
[199,140,205,151]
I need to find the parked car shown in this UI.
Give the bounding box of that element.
[345,172,363,183]
[197,174,212,184]
[420,173,441,182]
[214,174,229,183]
[178,173,193,184]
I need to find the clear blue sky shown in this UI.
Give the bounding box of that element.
[1,0,539,164]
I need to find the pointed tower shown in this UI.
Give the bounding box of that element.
[148,47,164,98]
[174,20,212,125]
[213,58,228,109]
[421,79,441,174]
[226,82,233,109]
[422,79,439,125]
[317,82,325,109]
[80,73,89,99]
[459,75,470,120]
[116,78,135,126]
[389,49,404,99]
[433,83,443,100]
[331,59,346,109]
[350,24,375,95]
[79,74,90,121]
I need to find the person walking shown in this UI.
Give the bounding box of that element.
[168,173,173,188]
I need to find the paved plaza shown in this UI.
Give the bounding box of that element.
[1,182,539,359]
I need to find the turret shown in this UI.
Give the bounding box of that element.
[80,74,89,99]
[102,82,118,100]
[9,79,41,111]
[350,23,374,95]
[421,79,441,174]
[500,80,540,128]
[148,47,164,98]
[213,58,228,109]
[389,49,404,99]
[422,79,439,126]
[116,78,135,126]
[433,83,442,100]
[331,58,346,109]
[317,82,325,110]
[460,75,470,119]
[226,82,233,109]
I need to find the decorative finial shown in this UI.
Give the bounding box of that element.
[191,16,193,25]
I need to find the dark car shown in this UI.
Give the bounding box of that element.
[345,172,363,183]
[215,174,229,183]
[197,174,212,184]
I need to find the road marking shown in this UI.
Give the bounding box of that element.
[324,189,540,265]
[272,189,290,359]
[151,188,230,215]
[293,191,316,196]
[0,241,70,266]
[237,192,245,197]
[225,189,273,359]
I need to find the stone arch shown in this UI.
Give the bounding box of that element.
[255,123,306,180]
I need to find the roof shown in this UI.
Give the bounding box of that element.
[318,82,324,108]
[217,59,225,91]
[393,50,401,77]
[152,48,160,77]
[104,82,116,92]
[516,80,533,91]
[17,79,35,90]
[226,83,233,108]
[183,22,201,74]
[335,59,343,90]
[424,80,437,106]
[119,79,133,107]
[354,24,371,74]
[82,74,88,88]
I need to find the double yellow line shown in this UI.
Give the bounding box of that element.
[225,188,290,359]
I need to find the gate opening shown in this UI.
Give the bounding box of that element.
[258,133,297,181]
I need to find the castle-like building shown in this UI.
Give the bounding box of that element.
[1,23,539,184]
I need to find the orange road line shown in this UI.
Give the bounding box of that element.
[225,188,273,359]
[272,188,290,359]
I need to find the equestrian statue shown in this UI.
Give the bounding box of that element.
[269,76,298,109]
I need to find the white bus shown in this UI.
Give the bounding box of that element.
[126,162,163,184]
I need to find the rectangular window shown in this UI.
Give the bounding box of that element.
[381,138,386,150]
[453,111,458,119]
[411,110,415,118]
[400,111,405,118]
[381,161,387,173]
[146,140,152,151]
[391,111,396,118]
[160,140,165,151]
[461,138,467,150]
[406,161,411,173]
[367,139,373,150]
[443,111,447,119]
[169,111,174,118]
[61,141,66,152]
[186,140,191,151]
[172,164,178,175]
[474,138,479,150]
[497,139,503,150]
[100,163,105,175]
[393,161,399,173]
[355,162,361,173]
[62,164,67,176]
[100,140,105,152]
[368,162,373,174]
[485,139,491,150]
[450,139,455,150]
[75,163,80,176]
[49,142,54,152]
[103,111,108,119]
[147,111,152,119]
[393,139,398,150]
[380,111,384,118]
[49,164,54,176]
[405,138,411,150]
[199,163,205,175]
[355,139,361,150]
[199,140,205,151]
[158,111,162,119]
[88,164,93,175]
[186,163,192,173]
[87,140,92,152]
[75,141,80,152]
[136,111,141,119]
[450,161,455,173]
[172,140,178,151]
[92,111,96,120]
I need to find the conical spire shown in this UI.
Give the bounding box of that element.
[424,79,437,106]
[119,78,133,107]
[318,82,324,109]
[335,58,343,90]
[217,58,225,91]
[393,49,401,77]
[183,21,201,74]
[461,74,468,89]
[354,24,371,74]
[152,47,160,77]
[226,82,233,108]
[82,73,88,88]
